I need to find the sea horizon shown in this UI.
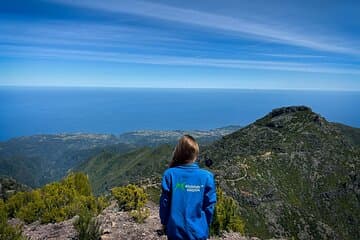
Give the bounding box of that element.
[1,85,360,92]
[1,86,359,141]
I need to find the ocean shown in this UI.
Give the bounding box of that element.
[0,87,359,141]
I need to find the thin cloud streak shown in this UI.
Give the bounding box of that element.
[0,20,224,56]
[49,0,359,55]
[1,20,326,61]
[0,20,193,44]
[2,45,359,75]
[259,53,326,59]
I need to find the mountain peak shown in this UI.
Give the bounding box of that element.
[201,106,359,239]
[269,105,312,117]
[254,105,325,129]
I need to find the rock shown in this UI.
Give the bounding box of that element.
[13,200,259,240]
[10,217,77,240]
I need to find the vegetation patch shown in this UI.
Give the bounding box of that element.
[4,172,108,224]
[210,188,245,236]
[74,207,102,240]
[111,184,150,223]
[0,199,25,240]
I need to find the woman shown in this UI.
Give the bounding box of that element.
[160,135,217,240]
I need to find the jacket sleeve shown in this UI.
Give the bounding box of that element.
[203,173,217,227]
[159,172,171,225]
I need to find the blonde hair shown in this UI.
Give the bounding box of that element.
[169,135,199,167]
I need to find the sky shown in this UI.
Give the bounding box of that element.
[0,0,359,90]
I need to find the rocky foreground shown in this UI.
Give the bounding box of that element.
[11,201,261,240]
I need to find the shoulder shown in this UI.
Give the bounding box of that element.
[163,165,214,178]
[197,168,215,179]
[162,167,176,177]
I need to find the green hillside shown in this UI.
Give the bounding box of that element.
[332,123,360,146]
[0,134,132,187]
[0,127,239,188]
[76,144,174,194]
[200,106,360,239]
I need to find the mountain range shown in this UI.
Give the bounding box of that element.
[0,126,240,187]
[1,105,359,239]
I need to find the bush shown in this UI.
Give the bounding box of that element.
[95,196,109,212]
[111,184,150,223]
[130,207,150,223]
[74,208,102,240]
[210,188,245,236]
[16,190,44,223]
[4,172,109,224]
[111,184,148,211]
[0,199,24,240]
[6,191,33,218]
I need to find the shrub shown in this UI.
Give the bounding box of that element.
[74,208,102,240]
[5,191,33,218]
[210,188,245,236]
[4,172,109,224]
[62,172,92,197]
[0,199,25,240]
[111,184,148,211]
[130,207,150,223]
[16,190,44,223]
[111,184,150,223]
[95,196,109,212]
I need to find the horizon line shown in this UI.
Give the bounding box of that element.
[1,84,360,92]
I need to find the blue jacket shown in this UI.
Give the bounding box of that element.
[159,163,217,240]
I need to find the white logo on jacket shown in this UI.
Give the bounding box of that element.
[185,184,203,192]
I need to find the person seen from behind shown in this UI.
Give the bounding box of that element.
[160,135,217,239]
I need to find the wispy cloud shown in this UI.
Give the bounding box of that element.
[0,20,193,45]
[0,20,223,57]
[1,0,359,90]
[258,53,325,59]
[1,17,358,75]
[2,45,359,75]
[48,0,359,55]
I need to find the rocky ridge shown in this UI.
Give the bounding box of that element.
[13,201,258,240]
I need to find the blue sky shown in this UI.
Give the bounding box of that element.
[0,0,359,90]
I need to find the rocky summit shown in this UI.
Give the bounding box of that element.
[201,106,360,239]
